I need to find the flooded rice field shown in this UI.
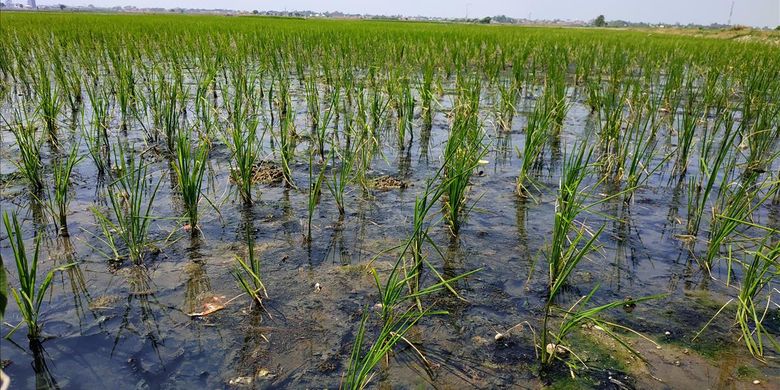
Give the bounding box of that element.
[1,13,779,389]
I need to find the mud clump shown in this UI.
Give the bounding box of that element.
[371,175,408,190]
[252,161,284,184]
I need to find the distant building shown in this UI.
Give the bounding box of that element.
[4,0,15,7]
[27,0,34,8]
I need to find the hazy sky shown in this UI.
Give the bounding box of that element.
[31,0,780,27]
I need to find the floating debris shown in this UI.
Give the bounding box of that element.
[187,295,226,317]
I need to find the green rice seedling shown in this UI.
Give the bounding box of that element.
[496,79,518,131]
[33,60,62,140]
[392,76,415,149]
[547,142,603,291]
[91,144,162,264]
[6,107,44,192]
[51,52,82,114]
[46,143,83,237]
[546,57,569,134]
[742,102,780,173]
[620,95,664,200]
[83,81,112,175]
[442,76,486,235]
[3,212,73,339]
[686,111,737,237]
[326,139,356,217]
[305,73,321,130]
[419,63,435,128]
[316,86,340,161]
[343,306,425,390]
[703,172,775,273]
[224,115,260,204]
[306,148,327,242]
[193,62,218,140]
[172,127,209,233]
[404,167,468,310]
[674,76,705,177]
[159,71,185,154]
[735,243,780,359]
[589,76,630,176]
[344,182,479,388]
[233,233,268,306]
[516,84,558,197]
[695,239,779,360]
[108,48,136,130]
[277,80,297,188]
[368,70,390,136]
[540,285,659,367]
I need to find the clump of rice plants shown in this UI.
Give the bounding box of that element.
[3,212,74,339]
[326,136,357,217]
[224,114,261,204]
[703,172,775,273]
[83,80,112,175]
[546,142,602,291]
[46,143,83,237]
[696,238,780,360]
[343,175,479,389]
[6,107,44,192]
[33,61,62,141]
[442,76,486,235]
[516,83,559,197]
[91,144,161,264]
[172,127,209,233]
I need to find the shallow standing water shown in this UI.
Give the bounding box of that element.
[1,31,779,390]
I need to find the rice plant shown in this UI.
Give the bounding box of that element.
[233,232,268,306]
[325,137,356,217]
[83,80,112,175]
[172,127,209,233]
[3,212,74,339]
[46,143,83,237]
[696,239,780,360]
[224,115,260,204]
[91,144,161,264]
[33,60,62,140]
[516,85,556,197]
[344,176,479,388]
[735,242,780,359]
[547,143,594,286]
[442,76,486,235]
[703,173,774,273]
[306,148,327,242]
[6,107,44,192]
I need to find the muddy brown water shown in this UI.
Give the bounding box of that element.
[1,84,778,389]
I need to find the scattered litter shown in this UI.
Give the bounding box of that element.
[187,296,227,317]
